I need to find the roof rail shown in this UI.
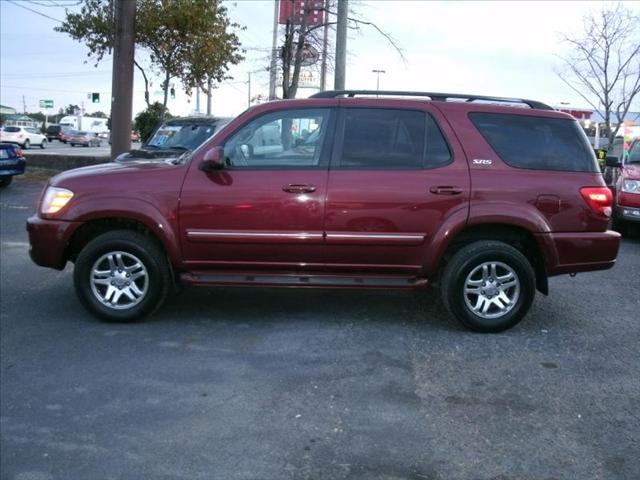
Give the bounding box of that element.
[309,90,553,110]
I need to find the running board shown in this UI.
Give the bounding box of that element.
[180,272,428,289]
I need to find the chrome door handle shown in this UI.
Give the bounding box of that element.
[282,184,317,193]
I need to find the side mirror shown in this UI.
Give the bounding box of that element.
[605,156,622,168]
[200,146,225,171]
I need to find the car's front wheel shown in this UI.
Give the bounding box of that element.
[440,240,536,333]
[23,139,30,149]
[73,230,171,322]
[40,140,46,149]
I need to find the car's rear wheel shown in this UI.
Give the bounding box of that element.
[23,139,30,149]
[70,143,75,147]
[0,176,13,188]
[440,240,536,333]
[73,230,171,322]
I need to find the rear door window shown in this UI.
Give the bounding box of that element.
[337,108,451,169]
[469,112,598,172]
[3,127,20,133]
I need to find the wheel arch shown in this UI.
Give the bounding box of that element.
[432,223,549,295]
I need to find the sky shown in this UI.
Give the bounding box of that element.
[1,0,638,120]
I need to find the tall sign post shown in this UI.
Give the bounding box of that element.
[39,100,54,129]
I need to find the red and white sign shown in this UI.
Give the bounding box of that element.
[278,0,325,26]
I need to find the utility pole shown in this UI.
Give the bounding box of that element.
[206,78,212,115]
[110,0,135,160]
[196,87,201,115]
[334,0,348,90]
[268,0,279,100]
[22,95,26,114]
[319,0,330,91]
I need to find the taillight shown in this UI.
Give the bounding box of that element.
[16,148,23,157]
[580,187,613,217]
[17,134,23,138]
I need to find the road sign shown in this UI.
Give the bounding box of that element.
[39,100,54,109]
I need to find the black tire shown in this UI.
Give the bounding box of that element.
[40,140,46,149]
[23,139,30,149]
[70,143,75,147]
[0,176,13,188]
[73,230,171,322]
[440,240,536,333]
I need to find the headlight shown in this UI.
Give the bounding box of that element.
[621,179,640,194]
[41,187,74,214]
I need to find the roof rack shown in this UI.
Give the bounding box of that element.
[309,90,553,110]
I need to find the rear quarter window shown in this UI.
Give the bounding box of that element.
[469,112,599,172]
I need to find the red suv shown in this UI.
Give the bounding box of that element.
[27,91,621,332]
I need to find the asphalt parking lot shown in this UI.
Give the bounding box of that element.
[1,178,639,480]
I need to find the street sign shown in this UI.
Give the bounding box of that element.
[39,100,54,109]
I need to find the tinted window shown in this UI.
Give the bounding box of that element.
[3,127,20,133]
[147,121,225,150]
[340,109,425,168]
[470,113,598,172]
[224,109,330,168]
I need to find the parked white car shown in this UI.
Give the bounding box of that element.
[0,126,47,149]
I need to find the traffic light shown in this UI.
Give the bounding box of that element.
[91,92,100,103]
[170,87,176,99]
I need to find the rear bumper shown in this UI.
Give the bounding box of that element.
[0,158,26,177]
[26,215,82,270]
[536,230,621,276]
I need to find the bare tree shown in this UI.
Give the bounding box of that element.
[279,0,404,99]
[558,3,640,145]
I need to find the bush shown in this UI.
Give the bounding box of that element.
[134,103,171,143]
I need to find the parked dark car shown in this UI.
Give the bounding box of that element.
[115,116,231,162]
[0,143,26,188]
[27,90,620,332]
[69,131,102,147]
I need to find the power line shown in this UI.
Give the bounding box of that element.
[25,0,82,8]
[6,0,63,22]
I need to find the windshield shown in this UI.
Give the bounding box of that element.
[146,122,222,150]
[628,141,640,164]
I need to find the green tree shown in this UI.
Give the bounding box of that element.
[56,0,244,109]
[63,104,80,115]
[134,102,171,143]
[88,111,108,118]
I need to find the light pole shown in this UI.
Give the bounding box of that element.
[372,69,386,92]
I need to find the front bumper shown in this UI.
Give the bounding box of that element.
[536,230,621,276]
[616,205,640,223]
[26,215,82,270]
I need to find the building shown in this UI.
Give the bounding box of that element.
[0,105,17,115]
[2,114,39,128]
